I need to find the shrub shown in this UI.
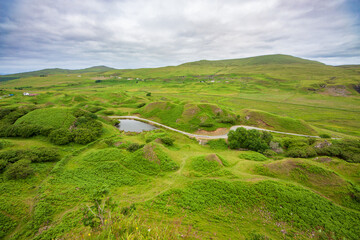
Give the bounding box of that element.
[216,117,235,124]
[0,160,7,173]
[0,150,24,163]
[127,143,144,152]
[286,147,317,158]
[86,105,104,113]
[0,148,60,163]
[0,107,16,120]
[76,118,103,136]
[282,137,308,149]
[72,128,97,144]
[5,159,33,180]
[49,128,73,145]
[72,108,98,119]
[319,133,331,139]
[28,148,61,163]
[101,110,115,115]
[146,92,151,96]
[199,123,214,128]
[239,152,268,161]
[263,149,277,157]
[228,127,270,153]
[137,103,146,108]
[308,138,317,145]
[160,137,175,146]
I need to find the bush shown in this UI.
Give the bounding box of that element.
[0,150,24,163]
[101,110,115,115]
[0,148,60,163]
[216,117,235,124]
[73,128,97,144]
[160,137,175,146]
[282,137,308,149]
[0,160,7,173]
[286,147,317,158]
[28,148,61,163]
[76,118,103,136]
[127,143,144,152]
[315,139,360,163]
[137,103,146,108]
[319,133,331,139]
[239,152,268,161]
[228,128,271,153]
[5,159,33,180]
[49,128,73,145]
[72,108,98,119]
[308,138,317,145]
[0,124,53,138]
[86,105,104,113]
[263,149,277,157]
[199,123,214,128]
[146,92,151,96]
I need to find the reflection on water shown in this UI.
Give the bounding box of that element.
[116,119,157,132]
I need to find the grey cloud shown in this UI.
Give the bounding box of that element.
[0,0,359,74]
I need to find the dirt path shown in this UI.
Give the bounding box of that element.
[109,116,323,139]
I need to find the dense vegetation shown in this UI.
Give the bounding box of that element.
[0,54,359,239]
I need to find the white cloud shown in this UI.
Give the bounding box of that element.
[0,0,359,73]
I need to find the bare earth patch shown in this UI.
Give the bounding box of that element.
[195,128,229,136]
[321,85,351,97]
[205,154,223,165]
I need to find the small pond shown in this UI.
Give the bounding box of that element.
[116,119,158,132]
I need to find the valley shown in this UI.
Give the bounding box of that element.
[0,54,359,239]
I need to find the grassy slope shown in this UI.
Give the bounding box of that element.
[1,128,359,239]
[0,54,360,239]
[15,108,76,129]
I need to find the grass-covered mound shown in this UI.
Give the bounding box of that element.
[15,108,75,129]
[149,179,360,239]
[241,109,316,135]
[189,154,232,177]
[53,148,143,189]
[255,159,360,210]
[137,101,238,132]
[191,154,227,174]
[121,143,179,175]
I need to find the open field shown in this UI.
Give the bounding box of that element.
[0,55,359,239]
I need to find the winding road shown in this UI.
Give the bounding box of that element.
[109,116,321,140]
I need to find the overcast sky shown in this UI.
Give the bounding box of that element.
[0,0,359,74]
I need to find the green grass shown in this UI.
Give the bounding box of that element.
[15,108,76,129]
[0,54,360,239]
[239,151,268,161]
[148,179,360,239]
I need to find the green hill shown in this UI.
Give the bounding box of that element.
[0,66,115,82]
[0,53,360,239]
[181,54,324,67]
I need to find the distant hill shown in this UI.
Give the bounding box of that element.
[337,65,360,74]
[0,65,115,82]
[180,54,324,67]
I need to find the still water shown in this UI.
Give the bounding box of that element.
[116,119,157,132]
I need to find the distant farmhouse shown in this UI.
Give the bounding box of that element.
[23,92,38,96]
